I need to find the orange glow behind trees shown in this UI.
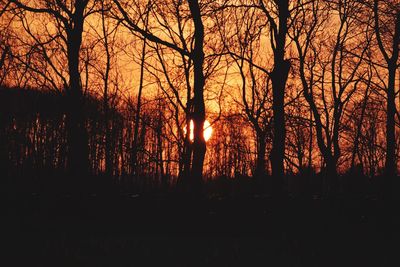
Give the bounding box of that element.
[0,0,399,195]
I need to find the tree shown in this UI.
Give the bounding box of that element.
[264,0,290,195]
[113,0,207,193]
[9,0,103,179]
[137,0,194,186]
[372,0,400,195]
[0,1,12,84]
[100,0,114,177]
[0,1,12,182]
[186,0,206,192]
[349,63,373,173]
[219,5,273,179]
[218,0,291,195]
[87,0,119,177]
[290,0,371,193]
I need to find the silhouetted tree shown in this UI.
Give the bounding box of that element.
[350,63,374,173]
[372,0,400,197]
[219,5,273,179]
[113,0,210,194]
[262,0,290,196]
[9,0,104,180]
[1,0,399,198]
[291,0,371,194]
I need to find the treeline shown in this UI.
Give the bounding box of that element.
[0,86,256,192]
[0,0,399,197]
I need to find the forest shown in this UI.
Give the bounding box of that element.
[1,0,399,199]
[2,1,399,266]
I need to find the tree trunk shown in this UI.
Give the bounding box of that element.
[0,45,8,70]
[132,35,147,181]
[270,0,290,197]
[65,8,88,179]
[270,60,290,195]
[156,101,164,186]
[373,0,399,199]
[188,0,206,195]
[351,83,370,172]
[255,133,267,178]
[180,119,192,177]
[308,110,313,169]
[101,4,112,178]
[65,84,88,178]
[324,153,338,195]
[384,65,396,194]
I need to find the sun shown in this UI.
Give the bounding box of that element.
[203,120,213,141]
[184,120,213,142]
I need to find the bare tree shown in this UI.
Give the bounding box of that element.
[256,0,291,195]
[85,0,121,177]
[349,63,373,172]
[9,0,103,179]
[218,4,273,179]
[290,0,371,193]
[217,0,292,195]
[0,1,14,85]
[113,0,209,193]
[372,0,400,192]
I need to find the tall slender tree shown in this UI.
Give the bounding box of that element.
[9,0,102,179]
[252,0,291,196]
[372,0,400,192]
[187,0,206,192]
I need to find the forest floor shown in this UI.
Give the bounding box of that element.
[4,191,399,267]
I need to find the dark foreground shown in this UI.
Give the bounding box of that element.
[4,191,399,267]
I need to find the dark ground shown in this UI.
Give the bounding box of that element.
[4,190,399,267]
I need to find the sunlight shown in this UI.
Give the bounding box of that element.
[183,120,213,142]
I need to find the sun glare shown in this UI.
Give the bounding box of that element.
[183,120,213,142]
